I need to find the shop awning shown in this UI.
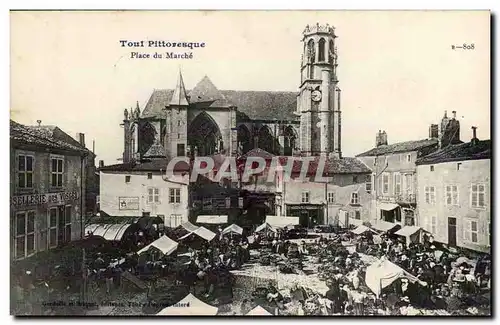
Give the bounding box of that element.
[255,222,277,233]
[372,220,401,233]
[351,225,377,235]
[222,224,243,236]
[179,226,216,242]
[156,293,218,316]
[137,235,178,256]
[85,223,133,241]
[378,202,400,211]
[246,305,273,316]
[395,226,422,237]
[265,216,299,228]
[181,221,199,233]
[196,215,228,224]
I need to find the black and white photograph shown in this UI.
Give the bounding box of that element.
[9,10,491,316]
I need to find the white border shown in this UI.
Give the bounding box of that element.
[2,1,498,325]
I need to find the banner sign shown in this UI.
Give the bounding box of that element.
[287,204,322,211]
[11,191,79,208]
[118,197,140,210]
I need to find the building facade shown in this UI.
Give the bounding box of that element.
[356,111,461,229]
[10,120,90,261]
[416,130,491,253]
[98,158,190,227]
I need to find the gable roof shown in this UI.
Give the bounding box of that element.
[416,140,491,165]
[141,89,174,118]
[356,138,439,157]
[10,120,88,155]
[139,78,299,121]
[143,141,166,158]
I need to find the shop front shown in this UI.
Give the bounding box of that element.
[286,203,324,228]
[10,191,81,261]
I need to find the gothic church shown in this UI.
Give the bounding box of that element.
[122,24,342,163]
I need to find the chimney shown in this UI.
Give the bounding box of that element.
[452,111,457,119]
[99,160,104,168]
[429,124,439,139]
[76,133,86,148]
[471,126,479,145]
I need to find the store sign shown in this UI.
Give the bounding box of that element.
[118,197,140,210]
[11,191,79,208]
[288,204,322,211]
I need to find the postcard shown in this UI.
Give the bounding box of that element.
[10,10,491,316]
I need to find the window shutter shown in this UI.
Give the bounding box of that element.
[463,220,471,242]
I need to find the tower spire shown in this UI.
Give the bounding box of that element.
[169,68,189,106]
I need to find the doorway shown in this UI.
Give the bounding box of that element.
[447,217,457,246]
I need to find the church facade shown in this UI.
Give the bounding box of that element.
[121,23,342,163]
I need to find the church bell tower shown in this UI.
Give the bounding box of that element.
[297,23,341,157]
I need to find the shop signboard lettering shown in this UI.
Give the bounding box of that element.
[11,191,79,208]
[118,197,140,210]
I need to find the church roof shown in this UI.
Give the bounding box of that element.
[188,76,233,108]
[143,141,167,158]
[169,70,189,106]
[139,77,299,121]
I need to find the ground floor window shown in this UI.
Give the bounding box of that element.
[48,207,58,248]
[64,205,72,243]
[15,211,36,259]
[381,207,401,223]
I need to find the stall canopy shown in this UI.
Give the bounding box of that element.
[179,226,216,242]
[395,226,425,244]
[265,216,299,228]
[156,293,218,316]
[351,225,377,235]
[371,220,401,233]
[85,223,133,241]
[378,202,399,211]
[181,221,199,233]
[255,222,277,233]
[222,224,243,236]
[137,235,178,256]
[365,258,427,298]
[246,305,273,316]
[196,215,228,224]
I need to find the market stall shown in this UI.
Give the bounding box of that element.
[364,258,427,298]
[137,235,178,256]
[156,293,218,315]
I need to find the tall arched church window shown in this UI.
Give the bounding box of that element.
[318,38,326,62]
[328,40,335,64]
[307,39,315,64]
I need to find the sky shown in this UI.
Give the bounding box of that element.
[10,10,490,164]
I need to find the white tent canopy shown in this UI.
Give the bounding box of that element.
[137,235,178,256]
[179,226,216,242]
[85,223,132,241]
[365,258,427,297]
[255,222,277,233]
[246,305,273,316]
[265,216,299,228]
[395,226,425,244]
[222,224,243,236]
[351,225,377,235]
[181,221,199,233]
[156,293,218,316]
[196,215,228,224]
[372,220,401,233]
